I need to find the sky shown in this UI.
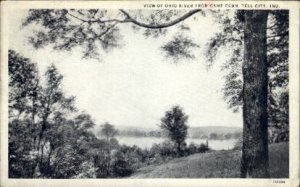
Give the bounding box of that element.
[9,9,242,129]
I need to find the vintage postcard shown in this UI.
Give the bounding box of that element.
[0,1,299,187]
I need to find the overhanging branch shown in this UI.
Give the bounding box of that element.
[119,9,202,29]
[67,10,129,24]
[67,9,202,30]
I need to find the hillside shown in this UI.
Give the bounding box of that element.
[130,142,288,178]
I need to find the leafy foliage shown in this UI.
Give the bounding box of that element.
[160,105,188,156]
[8,50,40,119]
[9,50,40,177]
[111,150,133,177]
[267,10,289,143]
[206,10,289,142]
[161,35,199,61]
[23,9,202,61]
[99,122,118,141]
[206,10,244,112]
[9,51,97,178]
[23,9,122,60]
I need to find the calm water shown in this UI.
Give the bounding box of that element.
[117,136,238,150]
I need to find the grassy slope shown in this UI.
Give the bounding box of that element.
[130,142,289,178]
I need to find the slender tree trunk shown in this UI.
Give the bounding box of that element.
[30,96,36,177]
[46,145,53,177]
[107,143,111,176]
[176,142,182,156]
[241,10,270,178]
[31,88,38,150]
[37,120,46,149]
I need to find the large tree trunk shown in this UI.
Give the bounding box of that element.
[241,10,270,178]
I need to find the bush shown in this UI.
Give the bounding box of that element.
[198,143,210,153]
[111,151,133,177]
[92,148,111,178]
[159,141,177,158]
[187,142,198,154]
[268,127,289,143]
[118,145,145,170]
[74,161,97,178]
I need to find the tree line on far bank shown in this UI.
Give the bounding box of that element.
[116,126,240,139]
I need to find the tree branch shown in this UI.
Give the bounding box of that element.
[67,9,202,30]
[67,10,128,24]
[267,31,288,39]
[97,22,118,38]
[119,9,202,29]
[67,11,87,22]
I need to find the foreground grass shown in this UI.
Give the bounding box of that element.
[130,142,288,178]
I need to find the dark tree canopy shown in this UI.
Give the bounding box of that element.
[8,50,98,178]
[100,122,118,141]
[160,105,188,155]
[9,50,40,118]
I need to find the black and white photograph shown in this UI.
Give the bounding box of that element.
[1,1,299,186]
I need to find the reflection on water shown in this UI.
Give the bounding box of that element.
[117,136,238,150]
